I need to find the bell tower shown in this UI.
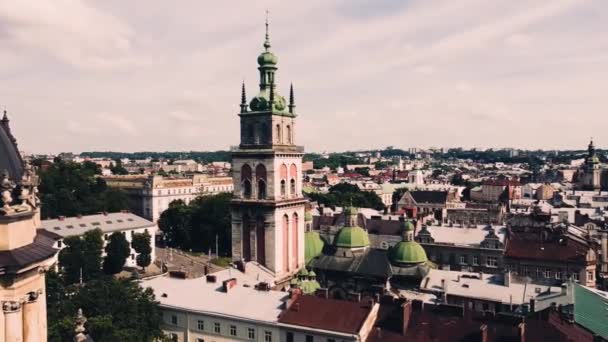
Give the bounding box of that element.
[231,16,306,282]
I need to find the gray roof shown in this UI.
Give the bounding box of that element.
[0,117,23,182]
[41,212,155,238]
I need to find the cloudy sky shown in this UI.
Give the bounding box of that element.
[0,0,606,154]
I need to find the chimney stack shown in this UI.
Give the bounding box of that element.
[402,300,412,336]
[222,278,237,292]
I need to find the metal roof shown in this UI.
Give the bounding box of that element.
[41,212,155,238]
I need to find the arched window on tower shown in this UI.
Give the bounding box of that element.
[292,212,299,269]
[241,164,252,199]
[256,164,267,199]
[286,125,292,144]
[275,124,281,144]
[289,164,298,197]
[280,164,288,198]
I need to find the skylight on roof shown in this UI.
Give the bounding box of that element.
[79,224,86,227]
[53,227,61,230]
[127,218,134,222]
[106,221,113,224]
[117,219,123,223]
[92,222,100,226]
[66,225,74,229]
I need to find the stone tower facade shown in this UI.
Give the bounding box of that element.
[578,139,602,190]
[0,110,57,341]
[231,19,306,281]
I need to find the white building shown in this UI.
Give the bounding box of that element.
[41,212,157,268]
[141,269,370,342]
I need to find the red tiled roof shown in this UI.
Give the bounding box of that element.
[278,295,373,334]
[505,233,590,263]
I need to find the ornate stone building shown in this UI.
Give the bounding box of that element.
[230,20,307,283]
[0,110,58,341]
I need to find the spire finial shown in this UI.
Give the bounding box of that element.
[240,81,248,113]
[289,83,296,114]
[264,9,271,51]
[1,110,8,123]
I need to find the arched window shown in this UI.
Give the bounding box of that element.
[289,164,298,197]
[280,164,288,198]
[275,124,281,144]
[286,125,292,144]
[280,180,286,198]
[290,179,296,197]
[241,164,252,199]
[292,213,299,269]
[255,164,267,199]
[283,214,290,272]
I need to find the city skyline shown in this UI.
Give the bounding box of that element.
[1,0,607,154]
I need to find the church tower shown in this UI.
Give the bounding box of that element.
[579,139,601,190]
[0,110,57,341]
[231,17,306,282]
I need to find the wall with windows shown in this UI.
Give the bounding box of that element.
[160,307,280,342]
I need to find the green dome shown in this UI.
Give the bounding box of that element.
[390,241,428,265]
[304,211,313,222]
[402,220,415,231]
[298,267,309,277]
[304,231,325,264]
[249,88,287,112]
[334,226,370,249]
[258,51,278,66]
[308,270,316,277]
[300,280,321,294]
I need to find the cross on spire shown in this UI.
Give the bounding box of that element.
[264,9,271,51]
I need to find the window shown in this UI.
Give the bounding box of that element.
[459,255,467,265]
[264,331,272,342]
[57,240,62,248]
[214,322,221,334]
[306,335,314,342]
[573,272,580,281]
[327,339,335,342]
[248,328,255,339]
[171,315,178,325]
[286,332,294,342]
[290,179,296,196]
[544,268,553,279]
[169,333,178,342]
[197,320,204,331]
[536,267,543,278]
[555,271,562,280]
[472,255,479,265]
[486,256,497,267]
[587,271,594,281]
[230,325,237,336]
[280,180,286,198]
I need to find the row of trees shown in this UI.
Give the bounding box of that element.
[37,159,129,219]
[158,193,233,254]
[58,228,152,284]
[306,183,385,211]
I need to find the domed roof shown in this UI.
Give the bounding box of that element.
[390,241,428,265]
[0,112,23,183]
[304,231,325,264]
[300,279,321,294]
[258,51,278,66]
[402,220,415,231]
[249,88,287,112]
[334,226,370,249]
[297,267,309,277]
[304,211,313,222]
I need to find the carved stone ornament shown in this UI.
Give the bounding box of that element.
[2,300,22,313]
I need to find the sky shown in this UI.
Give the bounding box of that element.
[0,0,607,154]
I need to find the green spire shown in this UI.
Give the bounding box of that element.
[240,82,247,113]
[289,83,295,114]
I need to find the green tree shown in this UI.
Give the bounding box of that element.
[103,232,130,275]
[47,275,165,342]
[39,159,129,219]
[110,159,129,175]
[158,200,192,249]
[132,230,152,271]
[58,229,104,284]
[307,183,385,211]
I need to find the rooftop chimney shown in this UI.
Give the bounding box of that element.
[222,278,237,292]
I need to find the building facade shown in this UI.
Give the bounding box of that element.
[230,20,307,283]
[41,212,157,268]
[105,174,233,222]
[0,110,58,341]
